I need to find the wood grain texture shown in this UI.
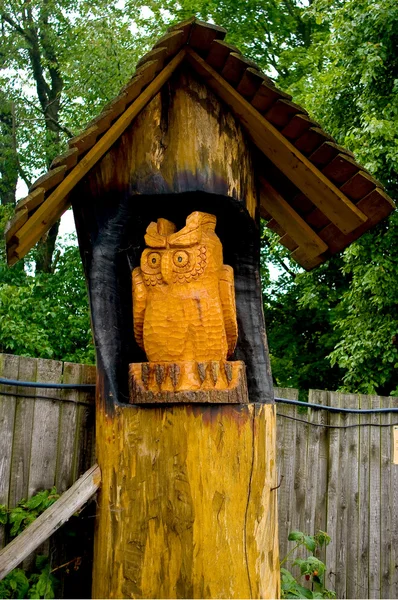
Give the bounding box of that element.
[8,357,37,508]
[0,464,100,580]
[133,212,238,364]
[28,358,62,497]
[93,402,279,599]
[274,386,299,564]
[0,355,19,549]
[129,360,247,402]
[87,69,257,215]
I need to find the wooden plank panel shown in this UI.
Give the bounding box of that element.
[319,188,395,254]
[50,148,79,172]
[136,46,168,69]
[380,395,392,599]
[10,49,187,263]
[0,354,19,549]
[251,81,291,113]
[275,387,299,563]
[8,357,37,508]
[221,53,258,86]
[310,391,328,559]
[391,395,398,599]
[168,16,195,45]
[369,394,381,599]
[74,364,96,478]
[15,188,45,214]
[55,363,82,493]
[5,208,28,244]
[68,125,99,156]
[322,153,362,186]
[189,20,226,55]
[332,392,348,598]
[206,40,240,72]
[259,177,328,258]
[186,50,368,236]
[28,359,63,496]
[265,99,308,129]
[282,114,317,141]
[358,393,371,600]
[30,165,67,193]
[278,233,298,252]
[295,127,334,155]
[236,67,275,99]
[325,391,340,597]
[153,30,185,56]
[343,393,360,600]
[340,171,377,201]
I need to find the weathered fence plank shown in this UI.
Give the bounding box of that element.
[369,394,381,599]
[380,395,391,599]
[9,357,37,508]
[0,354,19,548]
[275,386,299,563]
[28,358,63,497]
[391,393,398,600]
[358,393,371,599]
[345,393,360,600]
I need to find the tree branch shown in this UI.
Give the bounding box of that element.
[44,115,74,137]
[1,11,30,40]
[262,235,297,279]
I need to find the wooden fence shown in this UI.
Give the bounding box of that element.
[0,354,397,599]
[275,386,398,600]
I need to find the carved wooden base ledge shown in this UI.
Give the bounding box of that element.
[129,360,248,404]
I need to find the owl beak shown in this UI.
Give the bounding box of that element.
[160,253,173,285]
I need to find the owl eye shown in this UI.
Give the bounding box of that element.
[173,250,189,267]
[147,252,161,268]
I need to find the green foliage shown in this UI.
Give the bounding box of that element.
[0,488,61,599]
[281,530,335,599]
[0,207,95,363]
[0,487,59,538]
[0,557,58,599]
[0,0,397,392]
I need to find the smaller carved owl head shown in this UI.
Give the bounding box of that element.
[140,211,222,285]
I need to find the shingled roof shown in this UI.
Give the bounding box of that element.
[5,17,395,270]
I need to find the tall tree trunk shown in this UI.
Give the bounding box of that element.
[0,100,19,207]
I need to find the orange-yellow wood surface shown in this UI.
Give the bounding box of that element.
[132,212,238,363]
[79,69,258,219]
[129,359,245,399]
[93,402,280,599]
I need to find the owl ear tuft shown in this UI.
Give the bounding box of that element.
[157,218,176,236]
[185,211,216,232]
[145,222,166,248]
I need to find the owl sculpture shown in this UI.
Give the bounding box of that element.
[132,211,238,364]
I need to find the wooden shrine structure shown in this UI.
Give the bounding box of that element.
[4,17,395,600]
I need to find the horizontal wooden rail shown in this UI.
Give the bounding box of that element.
[0,464,101,581]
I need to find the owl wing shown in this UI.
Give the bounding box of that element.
[132,267,147,350]
[219,265,238,357]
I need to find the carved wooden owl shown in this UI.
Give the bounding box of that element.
[132,211,238,363]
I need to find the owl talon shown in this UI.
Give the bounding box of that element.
[141,363,150,390]
[168,364,180,390]
[197,362,207,385]
[224,362,233,386]
[210,361,219,386]
[155,364,166,389]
